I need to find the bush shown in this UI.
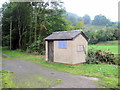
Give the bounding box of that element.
[86,48,100,64]
[28,40,45,55]
[86,49,118,65]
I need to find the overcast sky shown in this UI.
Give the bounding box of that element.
[63,0,119,22]
[0,0,119,22]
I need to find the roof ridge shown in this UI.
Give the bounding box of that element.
[53,29,82,34]
[44,29,89,41]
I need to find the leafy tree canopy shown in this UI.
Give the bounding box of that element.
[83,14,91,24]
[92,14,112,26]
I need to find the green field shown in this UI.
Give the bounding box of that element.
[88,45,118,54]
[88,40,119,54]
[2,47,119,88]
[96,40,118,45]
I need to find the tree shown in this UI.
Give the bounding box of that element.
[83,14,91,24]
[92,14,112,26]
[66,12,79,26]
[75,19,84,29]
[77,17,83,21]
[2,1,68,54]
[2,2,32,50]
[84,26,118,44]
[2,2,15,49]
[13,2,32,49]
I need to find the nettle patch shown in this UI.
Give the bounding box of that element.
[86,49,118,65]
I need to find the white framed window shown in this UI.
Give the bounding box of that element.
[77,45,84,52]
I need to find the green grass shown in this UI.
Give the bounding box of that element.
[1,69,60,88]
[12,74,60,88]
[0,70,9,73]
[88,40,119,54]
[88,45,118,54]
[2,72,19,88]
[2,47,119,88]
[96,40,118,45]
[0,70,19,88]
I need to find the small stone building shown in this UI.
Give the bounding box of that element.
[44,30,89,65]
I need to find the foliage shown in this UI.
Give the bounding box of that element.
[83,27,119,44]
[2,2,32,50]
[2,1,68,54]
[74,19,84,29]
[2,47,118,88]
[66,13,114,27]
[28,40,45,55]
[83,14,91,24]
[66,12,79,26]
[92,14,112,26]
[63,19,84,30]
[64,20,75,30]
[86,49,118,65]
[66,13,91,25]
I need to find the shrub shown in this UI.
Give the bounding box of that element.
[28,40,45,55]
[86,48,100,64]
[86,49,118,65]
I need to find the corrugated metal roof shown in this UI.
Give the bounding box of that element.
[45,29,88,41]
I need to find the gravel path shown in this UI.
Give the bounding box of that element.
[2,54,100,88]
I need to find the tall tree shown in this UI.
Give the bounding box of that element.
[2,3,14,49]
[2,1,68,54]
[92,14,112,26]
[83,14,91,24]
[2,2,32,49]
[66,12,79,26]
[14,2,32,49]
[75,19,84,29]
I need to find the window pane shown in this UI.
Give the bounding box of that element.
[58,41,67,48]
[77,45,84,52]
[58,41,62,48]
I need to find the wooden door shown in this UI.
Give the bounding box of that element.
[48,41,54,62]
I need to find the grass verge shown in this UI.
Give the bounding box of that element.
[1,70,19,88]
[1,69,60,88]
[2,47,119,88]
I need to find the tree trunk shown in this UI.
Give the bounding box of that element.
[34,4,37,42]
[35,21,37,42]
[18,22,21,49]
[34,3,41,42]
[19,36,22,49]
[10,21,12,50]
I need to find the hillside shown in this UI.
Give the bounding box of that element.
[66,12,80,26]
[65,12,118,30]
[83,24,105,31]
[84,24,118,31]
